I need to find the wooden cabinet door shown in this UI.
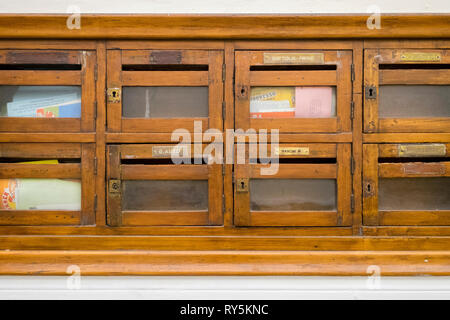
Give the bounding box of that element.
[106,49,224,133]
[363,143,450,226]
[364,49,450,133]
[0,49,96,132]
[106,144,223,226]
[0,143,95,225]
[234,143,352,226]
[235,50,352,133]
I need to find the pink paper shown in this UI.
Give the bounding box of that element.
[295,87,333,118]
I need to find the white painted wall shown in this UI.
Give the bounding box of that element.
[1,0,449,300]
[0,0,449,13]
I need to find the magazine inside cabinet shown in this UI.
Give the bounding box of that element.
[0,49,96,132]
[0,142,96,225]
[234,50,352,133]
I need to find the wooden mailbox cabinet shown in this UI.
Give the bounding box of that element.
[364,49,450,133]
[106,49,223,133]
[0,142,96,226]
[234,143,352,227]
[363,143,450,226]
[0,49,96,133]
[235,50,352,133]
[106,144,223,226]
[0,15,449,275]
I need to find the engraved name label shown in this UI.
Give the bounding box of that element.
[398,144,446,157]
[152,146,184,158]
[275,147,310,156]
[264,53,324,65]
[403,163,446,175]
[400,52,441,62]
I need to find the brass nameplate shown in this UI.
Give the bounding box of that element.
[152,146,184,158]
[403,163,446,175]
[275,147,310,156]
[264,53,324,65]
[400,52,441,62]
[398,144,446,157]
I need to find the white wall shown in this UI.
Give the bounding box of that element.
[0,0,449,13]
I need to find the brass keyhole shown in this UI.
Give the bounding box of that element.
[236,178,249,192]
[238,86,248,99]
[365,86,377,99]
[109,179,121,193]
[107,88,121,103]
[363,180,374,197]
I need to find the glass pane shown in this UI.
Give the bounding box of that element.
[122,180,208,211]
[0,86,81,118]
[122,87,209,118]
[0,178,81,210]
[379,178,450,210]
[250,86,336,118]
[379,85,450,118]
[250,179,336,211]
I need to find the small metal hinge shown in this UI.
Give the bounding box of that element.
[94,194,98,211]
[107,88,121,103]
[94,157,98,175]
[222,101,226,120]
[222,64,226,82]
[94,66,98,81]
[222,194,225,213]
[94,101,97,120]
[351,156,355,175]
[350,101,354,119]
[350,193,355,213]
[351,64,355,82]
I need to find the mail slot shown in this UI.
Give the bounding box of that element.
[364,49,450,133]
[234,143,352,227]
[0,143,95,225]
[106,144,223,226]
[363,143,450,226]
[0,49,96,133]
[235,50,352,134]
[106,49,223,133]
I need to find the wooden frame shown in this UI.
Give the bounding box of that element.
[364,48,450,133]
[106,49,223,133]
[234,143,352,226]
[0,142,96,225]
[363,143,450,226]
[235,50,352,133]
[106,144,223,226]
[0,16,448,275]
[0,49,96,133]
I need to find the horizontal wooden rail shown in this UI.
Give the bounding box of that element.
[0,15,449,39]
[0,70,81,85]
[0,250,450,275]
[0,210,80,226]
[0,163,81,178]
[250,163,337,179]
[122,211,210,226]
[121,164,209,180]
[122,71,209,86]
